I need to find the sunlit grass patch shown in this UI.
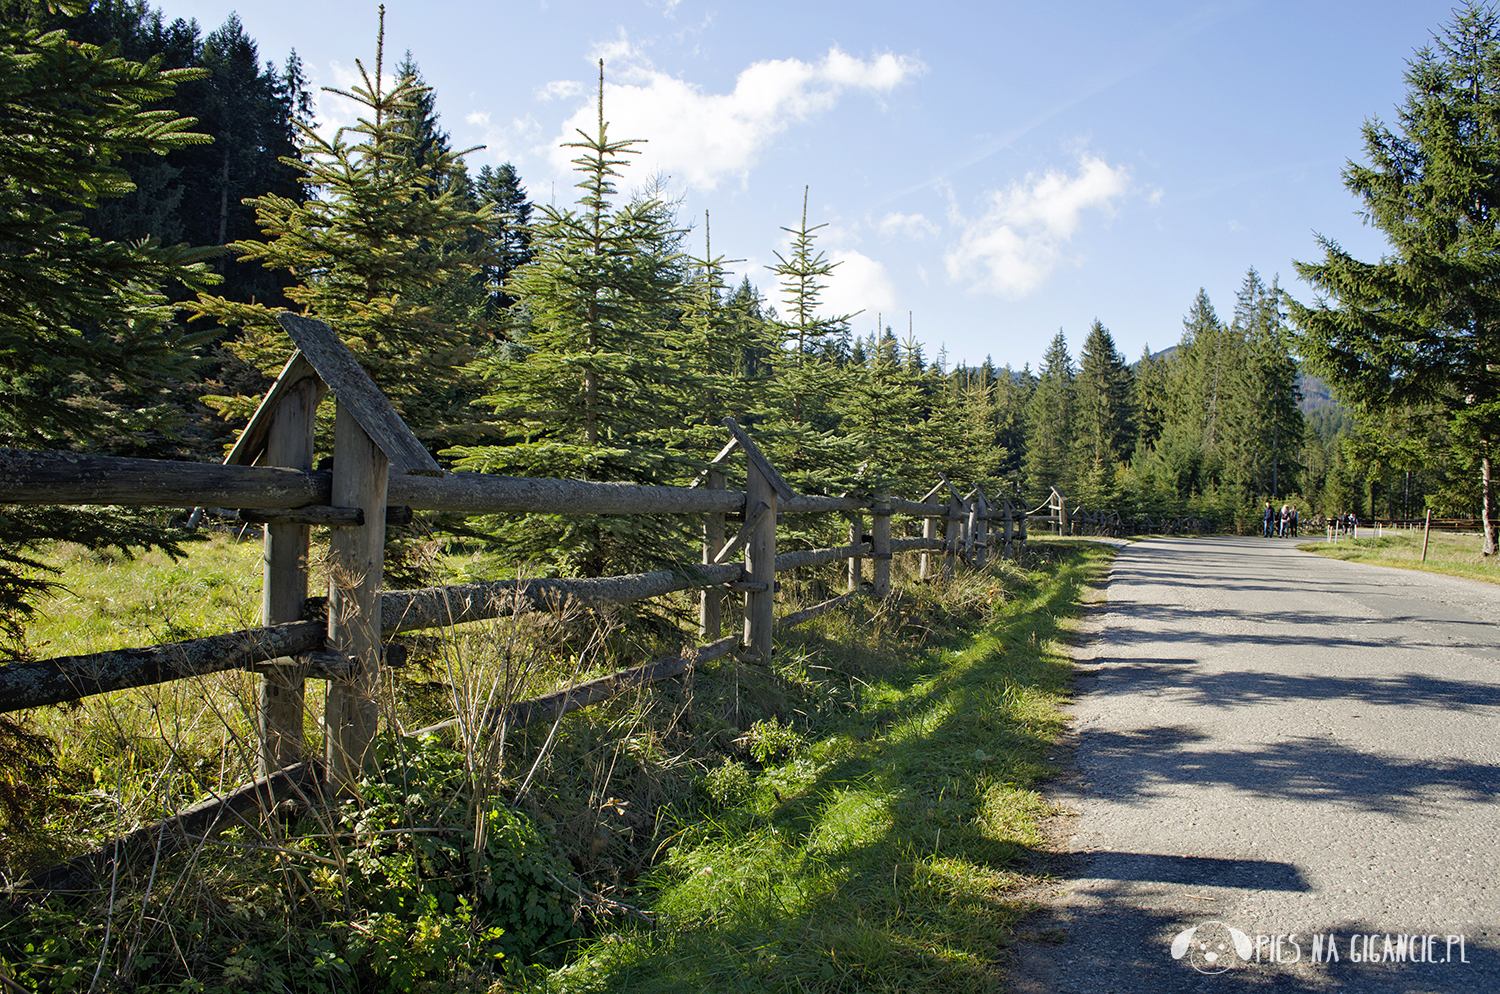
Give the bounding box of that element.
[22,535,264,656]
[1298,527,1500,584]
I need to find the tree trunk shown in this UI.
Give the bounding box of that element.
[1483,449,1498,556]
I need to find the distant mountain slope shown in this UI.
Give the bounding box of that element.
[1298,371,1342,416]
[1136,345,1344,418]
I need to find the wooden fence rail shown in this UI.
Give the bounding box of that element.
[2,314,1055,887]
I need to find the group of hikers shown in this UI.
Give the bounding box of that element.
[1263,501,1299,537]
[1262,501,1360,538]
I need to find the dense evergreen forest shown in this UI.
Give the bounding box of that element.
[0,0,1487,638]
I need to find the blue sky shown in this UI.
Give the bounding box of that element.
[161,0,1459,370]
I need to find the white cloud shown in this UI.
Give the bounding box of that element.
[878,211,939,240]
[537,79,585,102]
[821,250,896,319]
[944,156,1128,298]
[462,110,542,165]
[546,39,923,191]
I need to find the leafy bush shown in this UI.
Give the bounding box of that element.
[747,718,805,764]
[701,758,753,808]
[0,733,581,993]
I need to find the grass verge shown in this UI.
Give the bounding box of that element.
[1297,528,1500,585]
[533,542,1113,994]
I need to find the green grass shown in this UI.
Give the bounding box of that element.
[22,537,265,657]
[1297,527,1500,585]
[532,543,1113,994]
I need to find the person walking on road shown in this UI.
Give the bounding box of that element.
[1263,500,1274,538]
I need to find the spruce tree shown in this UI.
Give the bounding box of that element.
[760,190,855,494]
[449,64,698,576]
[0,18,215,641]
[1234,268,1303,498]
[193,13,499,454]
[1072,319,1134,505]
[1291,1,1500,552]
[835,330,925,495]
[1023,332,1077,501]
[1132,344,1170,455]
[473,162,533,314]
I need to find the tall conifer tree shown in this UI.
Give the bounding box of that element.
[1023,332,1077,500]
[1292,1,1500,551]
[451,63,697,575]
[0,17,214,639]
[194,13,499,454]
[1072,319,1134,505]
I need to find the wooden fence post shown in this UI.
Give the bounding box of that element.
[1002,498,1014,559]
[921,493,940,580]
[973,488,989,568]
[871,499,891,598]
[259,377,319,774]
[741,456,778,663]
[324,402,390,790]
[964,491,978,564]
[848,510,864,593]
[1054,487,1069,536]
[721,419,793,664]
[700,469,725,639]
[1018,501,1028,557]
[944,491,962,582]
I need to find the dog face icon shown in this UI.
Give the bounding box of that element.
[1170,921,1253,974]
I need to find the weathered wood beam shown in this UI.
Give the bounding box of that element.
[700,469,726,639]
[239,505,363,527]
[774,543,870,572]
[13,760,323,897]
[781,494,868,513]
[777,590,861,631]
[387,470,747,515]
[224,351,325,468]
[688,437,740,489]
[871,498,893,598]
[414,637,739,739]
[323,400,389,789]
[0,449,749,515]
[722,418,795,503]
[0,621,325,714]
[741,441,780,663]
[0,448,330,509]
[376,563,746,634]
[713,501,771,565]
[277,313,442,477]
[891,536,946,554]
[886,496,948,517]
[257,373,318,774]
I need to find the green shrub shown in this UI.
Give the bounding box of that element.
[701,758,753,808]
[746,718,804,764]
[0,733,581,993]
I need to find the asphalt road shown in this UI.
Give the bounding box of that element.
[1007,534,1500,993]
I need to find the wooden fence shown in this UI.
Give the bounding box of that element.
[1026,485,1212,538]
[0,314,1050,885]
